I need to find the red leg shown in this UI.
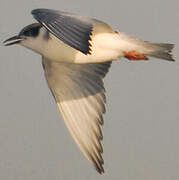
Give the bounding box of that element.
[124,51,148,60]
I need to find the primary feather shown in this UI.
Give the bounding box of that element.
[42,58,111,173]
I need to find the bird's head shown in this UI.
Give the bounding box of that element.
[3,23,48,54]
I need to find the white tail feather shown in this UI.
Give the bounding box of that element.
[118,33,175,61]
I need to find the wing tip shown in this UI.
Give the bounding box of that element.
[96,165,105,174]
[92,157,105,174]
[89,148,105,174]
[31,8,54,20]
[31,9,44,21]
[31,8,47,15]
[31,8,41,16]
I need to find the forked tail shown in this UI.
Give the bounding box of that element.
[119,33,175,61]
[146,42,175,61]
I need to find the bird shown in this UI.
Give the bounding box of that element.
[3,8,174,174]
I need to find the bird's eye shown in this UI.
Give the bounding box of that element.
[19,25,40,38]
[23,27,39,37]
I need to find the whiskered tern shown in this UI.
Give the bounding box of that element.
[4,8,175,173]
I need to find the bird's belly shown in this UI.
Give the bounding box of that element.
[74,49,120,63]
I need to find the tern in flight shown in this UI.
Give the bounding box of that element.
[4,9,174,173]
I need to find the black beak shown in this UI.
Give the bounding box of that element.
[3,36,24,46]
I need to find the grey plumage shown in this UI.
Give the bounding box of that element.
[146,43,174,61]
[32,9,97,54]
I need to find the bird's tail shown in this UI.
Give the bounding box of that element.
[118,33,175,61]
[145,42,175,61]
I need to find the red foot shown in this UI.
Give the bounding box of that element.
[124,51,148,60]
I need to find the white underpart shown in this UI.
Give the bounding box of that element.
[21,27,152,64]
[42,32,148,64]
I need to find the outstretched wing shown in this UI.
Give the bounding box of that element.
[31,9,97,54]
[42,57,111,173]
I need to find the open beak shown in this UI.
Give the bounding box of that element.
[3,36,24,46]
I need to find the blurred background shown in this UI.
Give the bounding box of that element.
[1,0,178,179]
